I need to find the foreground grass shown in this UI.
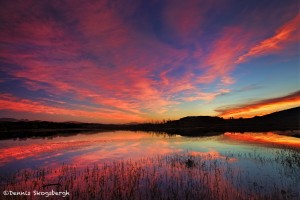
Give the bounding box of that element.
[1,148,300,200]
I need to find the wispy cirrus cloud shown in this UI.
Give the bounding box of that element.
[0,0,299,122]
[198,27,249,85]
[198,13,300,86]
[0,94,145,122]
[162,0,207,46]
[236,14,300,63]
[0,0,211,120]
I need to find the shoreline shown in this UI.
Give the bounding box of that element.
[0,126,299,140]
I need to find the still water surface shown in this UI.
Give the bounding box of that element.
[1,131,300,199]
[0,131,299,174]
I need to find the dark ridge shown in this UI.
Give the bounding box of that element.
[0,106,299,139]
[0,118,28,122]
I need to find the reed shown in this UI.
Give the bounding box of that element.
[1,148,299,200]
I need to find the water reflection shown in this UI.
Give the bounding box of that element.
[0,131,299,172]
[189,151,237,162]
[0,131,182,171]
[2,149,299,199]
[223,132,300,147]
[0,131,299,199]
[0,131,300,171]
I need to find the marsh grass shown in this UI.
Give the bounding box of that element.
[1,148,299,200]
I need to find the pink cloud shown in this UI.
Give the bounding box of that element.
[1,1,299,122]
[0,1,195,119]
[163,0,204,44]
[236,14,300,63]
[196,13,299,89]
[0,1,236,119]
[197,27,251,85]
[0,94,146,122]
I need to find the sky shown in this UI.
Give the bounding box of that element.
[0,0,299,123]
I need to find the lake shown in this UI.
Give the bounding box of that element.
[1,131,300,199]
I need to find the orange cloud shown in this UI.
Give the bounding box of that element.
[197,13,300,88]
[0,1,191,118]
[216,91,300,118]
[0,94,145,122]
[1,1,299,122]
[236,14,300,63]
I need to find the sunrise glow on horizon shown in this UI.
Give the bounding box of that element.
[0,0,299,123]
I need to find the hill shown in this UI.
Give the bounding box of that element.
[130,107,299,135]
[176,107,299,133]
[0,107,299,138]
